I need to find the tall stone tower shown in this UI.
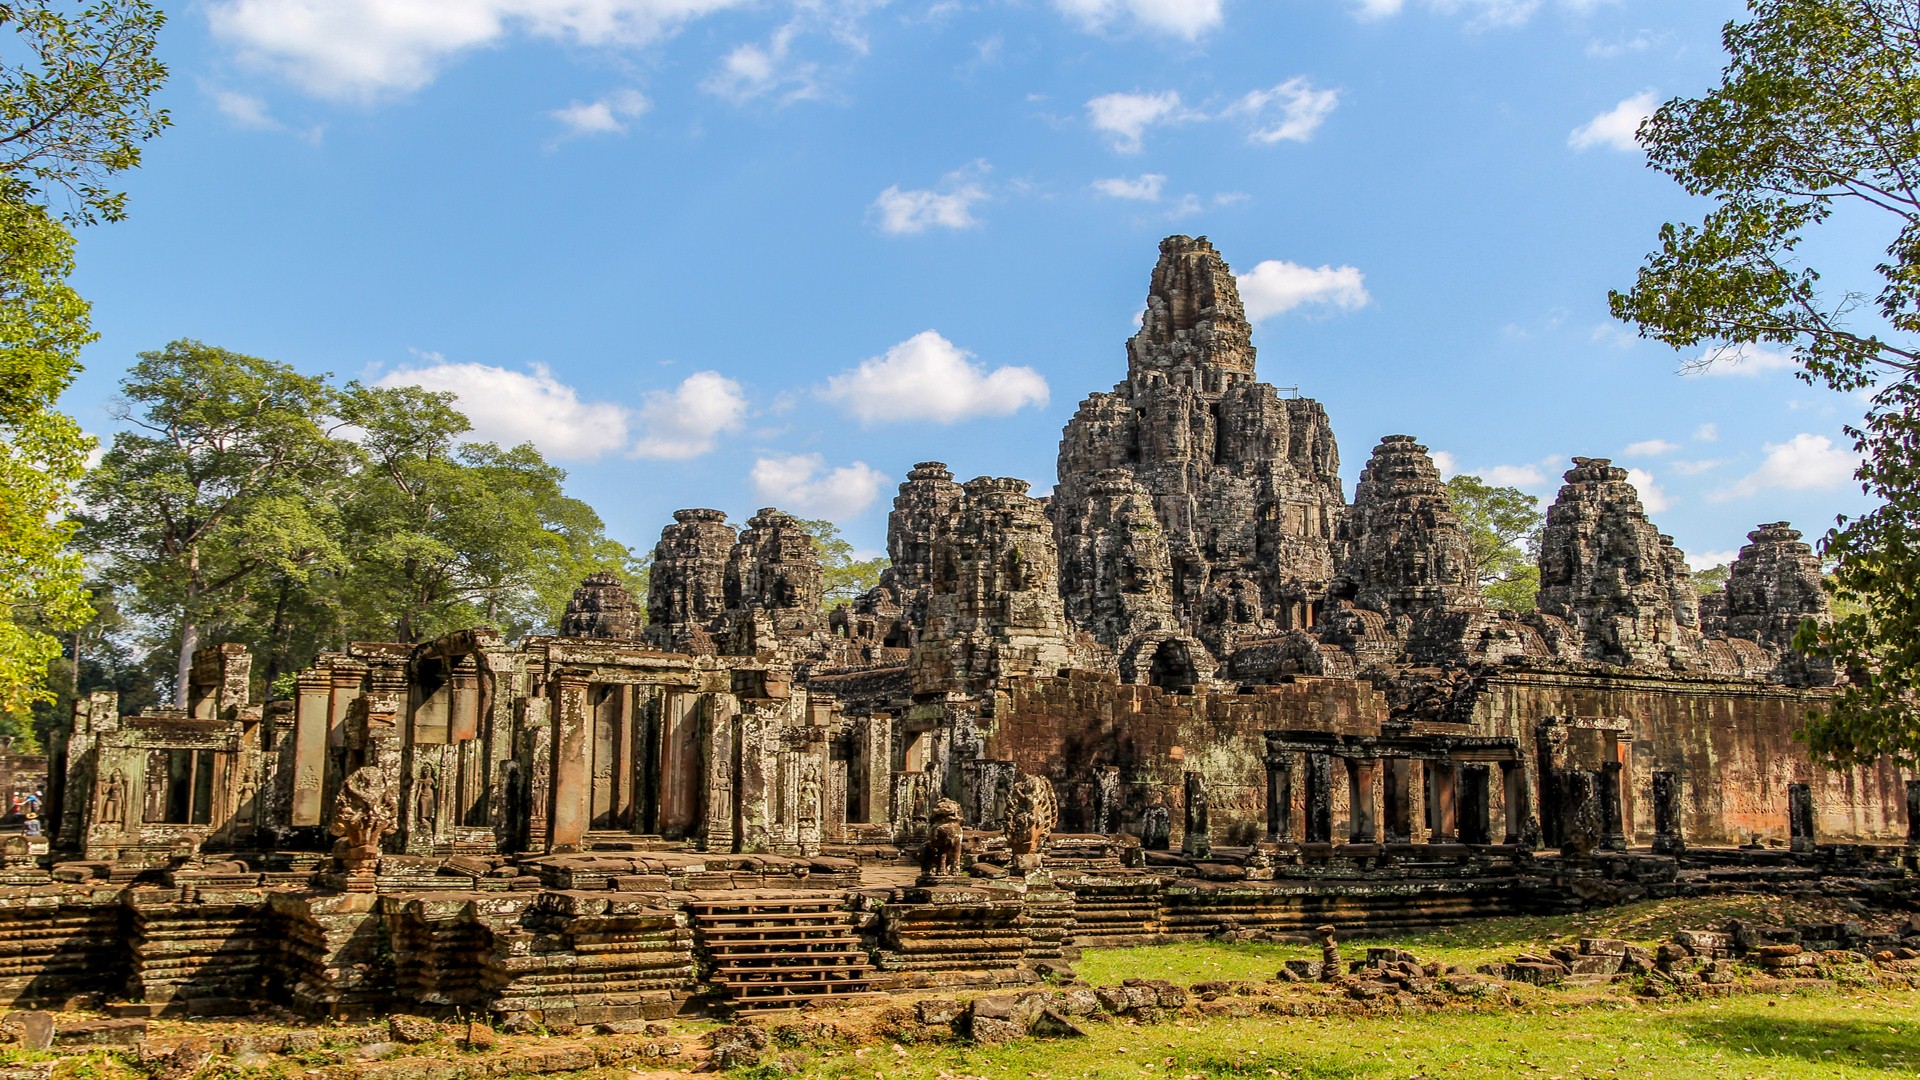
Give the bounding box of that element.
[1053,235,1346,661]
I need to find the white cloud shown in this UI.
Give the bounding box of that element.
[208,86,281,128]
[376,360,632,460]
[1717,433,1861,500]
[1693,422,1719,442]
[1625,467,1670,513]
[1052,0,1224,39]
[630,370,749,459]
[209,0,754,102]
[1689,549,1738,572]
[751,453,886,519]
[1622,438,1679,457]
[1586,30,1663,57]
[1350,0,1403,18]
[1227,77,1339,144]
[1236,260,1371,321]
[870,163,990,235]
[701,20,829,104]
[1589,322,1638,348]
[1670,458,1725,477]
[550,88,650,136]
[1092,173,1166,201]
[1430,449,1458,477]
[1086,90,1189,152]
[1687,343,1798,377]
[1482,463,1550,488]
[820,330,1049,424]
[1569,90,1657,152]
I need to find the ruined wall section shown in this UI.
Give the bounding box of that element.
[1466,669,1905,847]
[1054,236,1345,666]
[983,670,1389,846]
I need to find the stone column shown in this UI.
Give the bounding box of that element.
[1182,771,1211,859]
[1788,782,1815,853]
[1500,760,1532,846]
[1599,761,1627,851]
[1381,758,1410,843]
[547,673,591,852]
[1304,753,1334,844]
[291,671,332,827]
[1428,760,1458,844]
[1651,770,1684,855]
[1263,738,1295,844]
[1345,759,1377,844]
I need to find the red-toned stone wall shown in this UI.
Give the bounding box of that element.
[984,670,1389,844]
[1469,671,1911,847]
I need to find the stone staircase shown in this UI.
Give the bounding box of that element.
[686,893,876,1012]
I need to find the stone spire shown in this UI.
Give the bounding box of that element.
[725,508,826,640]
[1053,235,1345,663]
[1127,235,1256,386]
[646,509,736,652]
[560,572,642,640]
[1536,458,1696,667]
[1721,522,1831,653]
[1334,435,1480,619]
[912,478,1076,694]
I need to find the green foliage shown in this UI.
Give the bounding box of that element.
[0,0,170,225]
[75,340,348,703]
[1693,562,1732,596]
[0,185,94,722]
[335,382,631,644]
[1446,474,1542,612]
[75,359,635,701]
[1611,0,1920,765]
[795,517,890,610]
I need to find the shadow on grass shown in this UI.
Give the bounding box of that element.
[1671,1011,1919,1071]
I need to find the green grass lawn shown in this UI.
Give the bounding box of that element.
[756,988,1920,1079]
[1074,893,1901,984]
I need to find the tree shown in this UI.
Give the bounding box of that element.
[1447,474,1543,612]
[2,0,170,225]
[0,0,169,723]
[1610,0,1920,765]
[333,383,630,645]
[0,186,92,719]
[1693,563,1733,597]
[796,518,890,610]
[75,341,347,704]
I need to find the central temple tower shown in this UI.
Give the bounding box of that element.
[1052,236,1346,665]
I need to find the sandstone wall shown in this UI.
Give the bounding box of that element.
[1468,670,1910,847]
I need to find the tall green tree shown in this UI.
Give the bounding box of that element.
[1447,474,1543,613]
[0,188,92,718]
[0,0,169,721]
[1610,0,1920,765]
[334,383,630,644]
[75,341,347,704]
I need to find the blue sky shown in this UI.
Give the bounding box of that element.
[62,0,1879,569]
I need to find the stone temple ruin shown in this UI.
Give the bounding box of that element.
[33,236,1920,1024]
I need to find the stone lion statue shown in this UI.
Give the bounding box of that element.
[920,797,966,876]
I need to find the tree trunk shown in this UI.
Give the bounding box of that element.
[174,552,201,706]
[262,577,292,702]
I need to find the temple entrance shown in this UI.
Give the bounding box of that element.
[1147,640,1198,692]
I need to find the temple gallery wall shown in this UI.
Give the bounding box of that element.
[31,236,1919,1022]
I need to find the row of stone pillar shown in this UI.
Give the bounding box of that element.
[1259,750,1530,848]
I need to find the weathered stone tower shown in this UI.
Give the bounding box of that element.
[646,508,736,652]
[1052,235,1346,663]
